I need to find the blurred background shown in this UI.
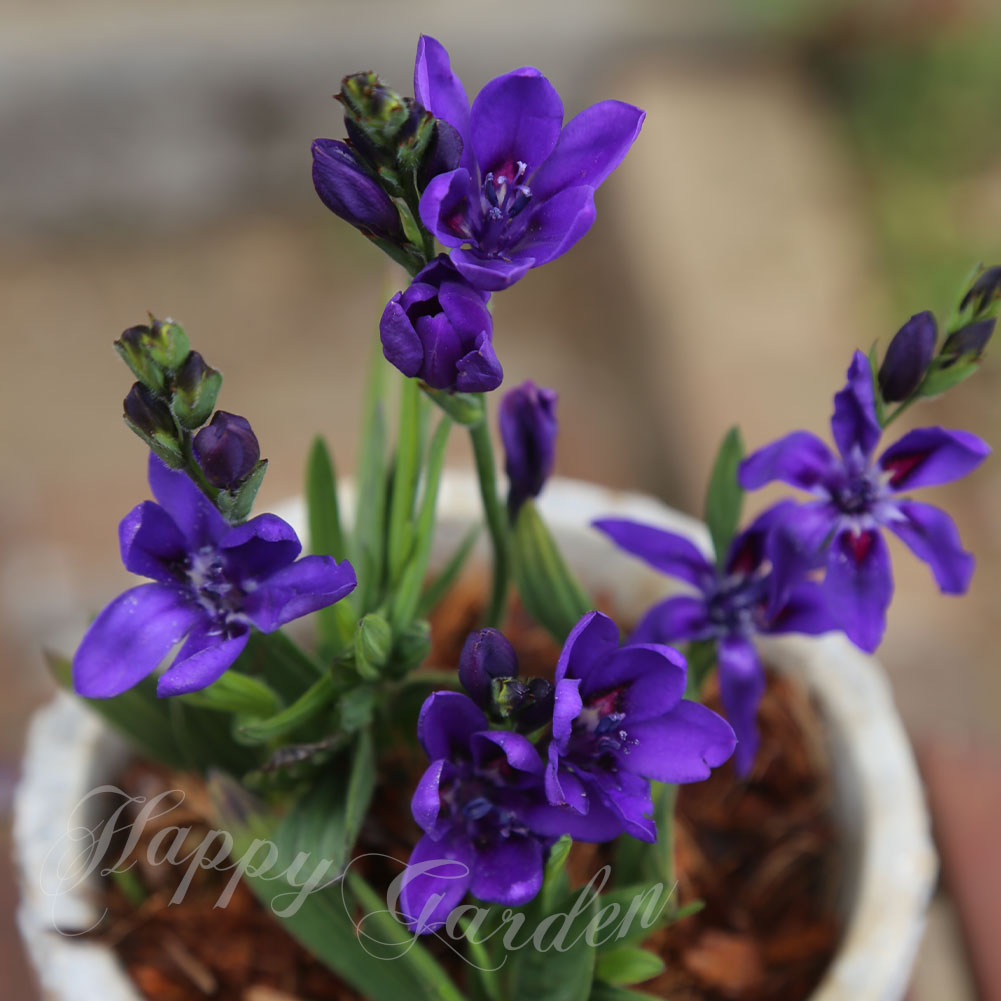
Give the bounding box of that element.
[2,0,999,997]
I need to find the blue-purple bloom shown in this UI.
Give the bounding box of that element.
[413,36,645,291]
[499,380,558,514]
[739,351,990,652]
[545,612,735,841]
[73,455,356,698]
[379,255,501,392]
[402,691,562,933]
[594,512,834,775]
[311,138,402,240]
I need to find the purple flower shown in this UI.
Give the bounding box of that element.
[380,255,502,392]
[739,351,991,652]
[73,455,356,698]
[499,380,558,513]
[545,612,735,841]
[193,411,260,488]
[413,36,645,291]
[458,628,518,707]
[594,511,834,775]
[311,138,402,240]
[401,692,557,933]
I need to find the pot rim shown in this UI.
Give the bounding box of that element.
[14,472,936,1001]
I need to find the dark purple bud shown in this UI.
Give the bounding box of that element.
[941,318,995,366]
[959,265,1001,314]
[193,411,260,489]
[123,382,183,465]
[417,120,463,191]
[458,628,518,707]
[311,138,401,240]
[499,381,559,514]
[171,350,222,430]
[878,311,937,402]
[379,255,502,393]
[493,676,556,732]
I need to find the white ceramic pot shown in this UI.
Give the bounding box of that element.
[14,473,936,1001]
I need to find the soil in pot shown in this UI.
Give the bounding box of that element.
[84,580,842,1001]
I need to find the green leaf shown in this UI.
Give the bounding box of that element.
[539,835,573,914]
[237,674,339,744]
[390,415,453,629]
[511,500,592,642]
[178,670,282,718]
[917,357,983,397]
[595,946,665,987]
[704,427,744,567]
[387,374,425,586]
[589,983,660,1001]
[217,458,268,522]
[235,630,325,704]
[590,882,677,949]
[684,639,718,698]
[868,342,887,426]
[418,524,481,617]
[507,885,598,1001]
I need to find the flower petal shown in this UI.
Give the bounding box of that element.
[220,513,302,582]
[631,595,712,644]
[73,583,201,698]
[241,556,356,632]
[830,350,881,462]
[419,168,475,249]
[581,644,687,721]
[524,795,625,842]
[764,500,836,607]
[595,768,657,843]
[626,700,736,784]
[469,67,563,178]
[716,636,765,777]
[147,454,228,549]
[825,526,893,652]
[417,691,488,761]
[380,294,425,378]
[765,581,835,635]
[593,519,713,588]
[470,835,543,906]
[555,611,621,686]
[455,334,504,393]
[879,427,990,492]
[400,829,474,934]
[531,100,645,201]
[471,730,544,776]
[156,624,249,697]
[118,500,187,583]
[518,185,596,266]
[448,248,535,292]
[413,36,472,170]
[738,432,835,492]
[411,759,458,837]
[887,500,975,594]
[551,677,583,747]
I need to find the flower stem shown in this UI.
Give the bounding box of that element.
[468,413,510,627]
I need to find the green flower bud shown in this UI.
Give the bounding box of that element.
[146,317,190,371]
[355,613,393,679]
[339,72,410,144]
[123,382,183,466]
[171,351,223,430]
[114,325,166,394]
[391,619,432,676]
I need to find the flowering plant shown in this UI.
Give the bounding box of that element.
[54,35,995,1001]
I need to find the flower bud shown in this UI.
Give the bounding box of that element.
[339,72,411,144]
[123,382,183,466]
[355,613,393,679]
[491,676,555,732]
[941,318,995,366]
[193,411,260,489]
[146,318,190,371]
[171,351,222,430]
[458,628,518,708]
[311,139,402,240]
[417,120,463,192]
[499,381,559,514]
[114,325,166,394]
[392,619,432,675]
[959,265,1001,315]
[878,311,936,402]
[380,256,501,393]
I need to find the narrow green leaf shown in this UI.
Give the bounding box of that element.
[306,435,348,566]
[237,674,339,744]
[704,427,744,567]
[178,670,282,718]
[539,835,573,914]
[511,500,592,642]
[236,630,325,704]
[418,524,482,617]
[591,883,676,949]
[595,946,665,987]
[387,376,425,585]
[868,342,887,426]
[589,983,661,1001]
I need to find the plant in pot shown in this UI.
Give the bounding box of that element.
[15,33,997,1001]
